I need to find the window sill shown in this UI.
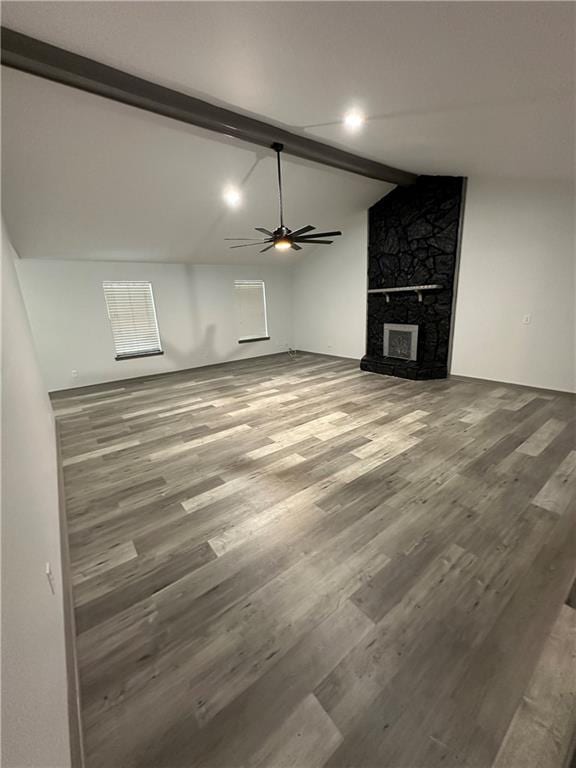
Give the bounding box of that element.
[238,336,270,344]
[115,350,164,361]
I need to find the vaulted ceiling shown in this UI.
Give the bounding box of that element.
[2,2,573,263]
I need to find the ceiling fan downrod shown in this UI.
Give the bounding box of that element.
[271,142,286,231]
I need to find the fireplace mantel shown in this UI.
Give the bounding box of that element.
[367,284,443,303]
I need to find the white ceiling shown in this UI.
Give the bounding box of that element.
[2,1,574,263]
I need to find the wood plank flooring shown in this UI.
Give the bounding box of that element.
[493,604,576,768]
[53,352,576,768]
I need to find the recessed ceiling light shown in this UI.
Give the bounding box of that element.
[223,186,242,208]
[343,109,365,132]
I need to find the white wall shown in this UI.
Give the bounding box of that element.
[292,212,368,360]
[1,226,71,767]
[452,176,575,392]
[16,260,292,391]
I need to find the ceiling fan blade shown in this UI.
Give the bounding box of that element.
[260,244,275,253]
[296,230,342,239]
[229,242,269,249]
[290,225,315,237]
[225,238,265,241]
[291,243,302,251]
[295,240,334,245]
[255,227,274,236]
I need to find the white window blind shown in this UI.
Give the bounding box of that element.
[103,281,163,359]
[234,280,269,342]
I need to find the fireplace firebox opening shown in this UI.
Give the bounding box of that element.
[383,323,418,361]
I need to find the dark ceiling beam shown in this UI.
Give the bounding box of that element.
[1,27,417,186]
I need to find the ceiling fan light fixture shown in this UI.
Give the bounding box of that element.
[274,237,292,251]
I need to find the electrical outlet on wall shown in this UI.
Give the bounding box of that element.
[71,369,79,378]
[522,314,532,325]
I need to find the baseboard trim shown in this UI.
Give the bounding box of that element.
[449,373,576,398]
[50,355,575,399]
[49,350,294,397]
[293,349,362,364]
[55,420,85,768]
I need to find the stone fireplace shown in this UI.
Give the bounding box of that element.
[361,175,466,380]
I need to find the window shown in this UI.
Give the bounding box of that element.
[234,280,269,343]
[103,281,163,360]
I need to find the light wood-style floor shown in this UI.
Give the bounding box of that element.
[53,352,576,768]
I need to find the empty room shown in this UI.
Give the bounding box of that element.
[1,2,575,767]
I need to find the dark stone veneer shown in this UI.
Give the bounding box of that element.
[361,175,466,380]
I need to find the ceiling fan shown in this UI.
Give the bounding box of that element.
[225,143,342,253]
